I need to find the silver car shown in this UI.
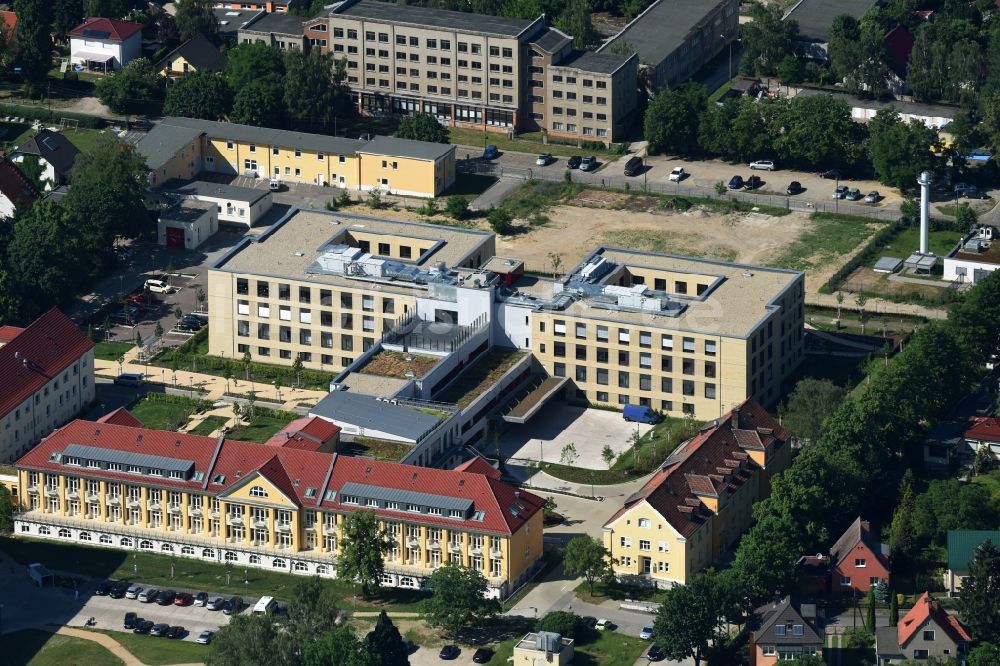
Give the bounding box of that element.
[138,588,159,603]
[206,596,225,611]
[125,584,143,600]
[196,630,214,645]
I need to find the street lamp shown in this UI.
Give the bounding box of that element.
[720,34,733,81]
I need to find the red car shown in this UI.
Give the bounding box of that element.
[173,592,193,606]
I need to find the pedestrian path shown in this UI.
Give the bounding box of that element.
[36,625,143,666]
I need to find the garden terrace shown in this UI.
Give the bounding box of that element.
[435,348,527,409]
[357,350,439,379]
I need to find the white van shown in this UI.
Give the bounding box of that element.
[145,279,172,294]
[252,596,278,615]
[113,372,143,386]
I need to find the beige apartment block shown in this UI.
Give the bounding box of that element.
[304,0,638,143]
[530,248,804,421]
[208,209,496,373]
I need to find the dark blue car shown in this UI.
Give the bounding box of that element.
[728,175,744,189]
[483,144,499,160]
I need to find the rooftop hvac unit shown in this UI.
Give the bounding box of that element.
[964,240,986,253]
[977,226,995,240]
[535,632,561,652]
[580,256,612,281]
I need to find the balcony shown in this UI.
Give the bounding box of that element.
[44,487,59,497]
[276,522,293,532]
[407,537,421,547]
[127,497,141,508]
[448,542,462,553]
[227,515,245,526]
[209,507,220,517]
[106,496,120,506]
[27,484,38,494]
[146,500,161,511]
[187,507,201,516]
[167,504,182,513]
[253,519,269,529]
[85,492,99,502]
[490,547,502,557]
[427,540,441,550]
[65,490,79,499]
[470,544,483,555]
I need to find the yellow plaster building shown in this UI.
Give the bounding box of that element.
[137,117,456,198]
[14,420,543,598]
[602,399,791,587]
[156,34,227,78]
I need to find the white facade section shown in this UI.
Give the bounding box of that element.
[70,34,142,70]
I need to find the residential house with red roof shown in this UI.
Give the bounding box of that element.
[0,309,94,464]
[0,154,40,218]
[13,418,544,597]
[962,416,1000,465]
[829,517,891,594]
[69,18,143,71]
[602,399,790,587]
[875,593,971,663]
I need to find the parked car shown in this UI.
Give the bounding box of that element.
[193,592,209,607]
[166,626,186,639]
[144,279,172,294]
[640,624,655,640]
[482,144,499,160]
[138,588,159,603]
[786,181,802,195]
[114,372,143,387]
[864,190,881,203]
[595,618,611,630]
[580,156,598,171]
[268,177,283,192]
[749,159,775,171]
[647,645,666,661]
[623,404,661,424]
[744,175,762,190]
[832,185,849,199]
[439,645,460,660]
[125,584,143,599]
[845,188,862,201]
[206,596,225,611]
[109,581,129,599]
[728,175,744,189]
[623,156,643,176]
[150,623,169,637]
[668,166,686,182]
[820,169,842,180]
[156,590,176,606]
[581,616,598,629]
[567,155,582,169]
[95,580,112,596]
[133,620,153,634]
[954,182,977,197]
[177,320,202,332]
[196,630,214,645]
[535,153,554,166]
[174,592,193,606]
[472,648,493,663]
[123,612,138,630]
[222,596,244,615]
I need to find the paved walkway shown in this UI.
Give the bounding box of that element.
[95,345,330,410]
[39,625,146,665]
[805,291,948,320]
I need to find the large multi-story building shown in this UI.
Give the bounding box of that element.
[137,117,456,198]
[602,400,791,587]
[208,209,803,424]
[0,309,94,464]
[13,419,544,598]
[302,0,637,143]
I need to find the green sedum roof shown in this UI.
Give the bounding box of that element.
[946,529,1000,570]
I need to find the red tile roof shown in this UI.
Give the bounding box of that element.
[264,416,341,450]
[454,456,502,479]
[898,593,971,646]
[96,407,144,428]
[17,418,541,536]
[69,17,143,41]
[830,517,890,570]
[0,154,40,209]
[0,325,24,344]
[964,416,1000,443]
[0,309,93,418]
[603,399,788,537]
[883,25,915,80]
[0,11,16,34]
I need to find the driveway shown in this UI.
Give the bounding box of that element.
[497,403,653,469]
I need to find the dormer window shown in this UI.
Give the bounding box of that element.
[249,486,268,498]
[449,509,463,518]
[212,474,226,484]
[366,498,379,507]
[324,490,336,501]
[342,495,358,505]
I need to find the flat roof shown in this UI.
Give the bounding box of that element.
[159,178,271,205]
[241,11,305,36]
[213,8,263,36]
[784,0,878,42]
[552,50,635,75]
[162,200,215,224]
[338,371,411,398]
[951,242,1000,266]
[333,0,538,37]
[135,122,203,171]
[158,116,367,156]
[358,135,454,161]
[212,208,494,288]
[794,88,959,121]
[551,247,802,339]
[310,391,443,440]
[600,0,726,67]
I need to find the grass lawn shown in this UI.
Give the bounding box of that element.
[85,629,208,665]
[6,628,123,666]
[228,410,299,443]
[489,628,649,666]
[446,172,500,196]
[574,579,667,605]
[772,212,886,271]
[872,226,963,264]
[0,120,34,148]
[63,128,111,155]
[614,417,700,473]
[92,341,133,362]
[128,396,204,431]
[0,536,430,610]
[501,180,578,222]
[341,437,414,461]
[972,469,1000,500]
[450,127,625,158]
[359,350,439,379]
[188,415,229,436]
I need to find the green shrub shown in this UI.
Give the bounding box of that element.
[538,611,583,638]
[445,195,469,220]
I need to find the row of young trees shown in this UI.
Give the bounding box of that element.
[644,83,938,188]
[161,42,353,132]
[0,135,150,325]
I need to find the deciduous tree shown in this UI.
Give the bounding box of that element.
[337,510,393,598]
[395,112,449,143]
[866,108,936,189]
[231,80,285,128]
[563,535,612,595]
[778,378,846,446]
[163,71,233,120]
[364,610,410,666]
[423,564,500,637]
[304,627,378,666]
[0,485,14,533]
[53,0,84,37]
[176,0,218,42]
[644,83,707,155]
[554,0,599,50]
[740,2,798,75]
[652,572,725,666]
[284,50,352,130]
[96,58,164,114]
[13,0,53,83]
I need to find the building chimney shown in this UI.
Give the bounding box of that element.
[917,171,934,255]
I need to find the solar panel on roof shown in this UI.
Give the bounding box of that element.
[62,443,194,474]
[41,136,59,151]
[82,29,111,38]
